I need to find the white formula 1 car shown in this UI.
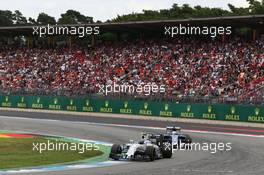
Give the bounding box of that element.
[165,126,192,149]
[109,133,172,161]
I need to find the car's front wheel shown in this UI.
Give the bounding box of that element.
[109,144,122,160]
[146,146,155,161]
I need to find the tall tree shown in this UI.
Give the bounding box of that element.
[228,4,249,15]
[37,13,56,25]
[247,0,264,14]
[13,10,27,25]
[58,10,93,24]
[0,10,14,26]
[112,3,230,22]
[28,17,37,25]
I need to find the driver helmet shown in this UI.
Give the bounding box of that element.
[172,131,178,135]
[144,140,151,144]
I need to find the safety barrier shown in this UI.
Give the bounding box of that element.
[0,95,263,123]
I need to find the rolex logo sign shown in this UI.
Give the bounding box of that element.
[120,101,132,114]
[83,99,93,112]
[160,103,172,117]
[67,99,77,111]
[203,105,216,120]
[248,107,263,123]
[48,98,61,110]
[225,106,240,121]
[1,96,11,107]
[180,105,193,118]
[32,97,43,109]
[100,100,112,113]
[139,102,152,115]
[17,96,26,108]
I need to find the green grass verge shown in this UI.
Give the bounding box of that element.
[0,137,103,170]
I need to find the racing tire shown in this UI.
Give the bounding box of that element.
[186,134,192,144]
[109,144,122,160]
[162,142,172,158]
[146,146,155,161]
[185,134,192,150]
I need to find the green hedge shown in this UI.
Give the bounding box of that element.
[0,95,263,123]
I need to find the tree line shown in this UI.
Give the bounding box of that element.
[113,0,264,22]
[0,10,95,26]
[0,0,263,26]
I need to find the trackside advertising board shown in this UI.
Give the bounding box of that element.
[0,95,263,123]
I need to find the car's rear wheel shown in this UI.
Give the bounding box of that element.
[185,134,192,149]
[162,142,172,158]
[186,134,192,143]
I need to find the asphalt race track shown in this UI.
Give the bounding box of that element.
[0,110,264,175]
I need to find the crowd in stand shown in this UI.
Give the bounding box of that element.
[0,37,263,104]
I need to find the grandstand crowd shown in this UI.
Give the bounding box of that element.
[0,37,263,104]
